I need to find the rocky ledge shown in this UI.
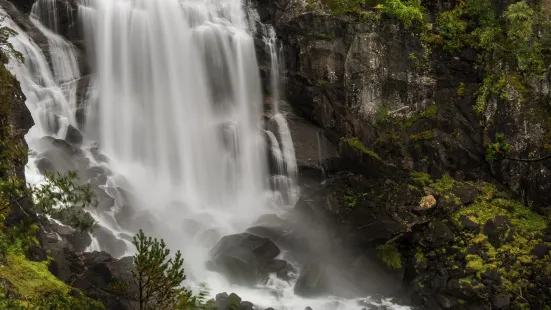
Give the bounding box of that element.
[290,139,551,309]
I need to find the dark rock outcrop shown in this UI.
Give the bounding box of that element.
[41,226,134,310]
[215,292,260,310]
[46,222,92,252]
[7,0,35,13]
[208,233,291,285]
[247,1,551,307]
[252,0,551,211]
[64,124,83,147]
[92,226,127,258]
[483,216,514,248]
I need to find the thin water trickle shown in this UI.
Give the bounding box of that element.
[316,131,327,184]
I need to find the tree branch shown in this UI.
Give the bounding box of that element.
[495,153,551,162]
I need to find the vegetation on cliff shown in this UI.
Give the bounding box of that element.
[408,172,551,309]
[0,24,104,308]
[435,0,550,116]
[314,0,550,116]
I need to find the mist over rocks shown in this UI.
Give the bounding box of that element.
[208,233,295,286]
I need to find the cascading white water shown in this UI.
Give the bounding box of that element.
[83,0,267,208]
[1,0,412,308]
[261,25,299,207]
[0,8,74,146]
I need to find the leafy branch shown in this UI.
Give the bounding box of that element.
[486,133,551,163]
[31,171,98,232]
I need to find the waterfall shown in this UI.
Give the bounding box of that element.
[261,23,299,207]
[0,0,411,308]
[1,9,74,144]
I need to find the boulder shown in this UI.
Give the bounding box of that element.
[422,221,455,247]
[240,301,254,310]
[215,292,243,310]
[196,229,220,248]
[42,227,135,310]
[264,259,297,281]
[531,243,550,258]
[52,206,95,230]
[420,195,437,209]
[245,214,290,246]
[294,262,328,297]
[49,222,92,252]
[87,165,109,179]
[91,186,116,211]
[413,194,437,214]
[484,216,514,248]
[92,226,127,258]
[36,147,76,175]
[73,252,134,310]
[208,233,281,286]
[65,124,83,147]
[491,294,511,309]
[460,215,480,232]
[114,205,155,233]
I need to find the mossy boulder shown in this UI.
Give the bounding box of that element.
[317,166,551,308]
[406,175,551,309]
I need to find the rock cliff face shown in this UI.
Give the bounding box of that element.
[253,0,551,209]
[251,0,551,308]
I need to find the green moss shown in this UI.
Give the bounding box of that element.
[320,0,426,28]
[375,132,399,145]
[374,105,391,124]
[452,186,547,233]
[430,174,456,194]
[457,82,467,96]
[380,0,424,26]
[471,233,487,244]
[317,33,336,40]
[407,171,551,305]
[414,249,426,264]
[316,79,329,86]
[344,192,368,207]
[410,130,435,141]
[419,104,440,119]
[342,137,382,160]
[405,104,439,127]
[446,180,550,302]
[377,243,402,269]
[466,254,485,270]
[306,0,317,11]
[410,172,460,205]
[410,171,430,187]
[0,252,69,298]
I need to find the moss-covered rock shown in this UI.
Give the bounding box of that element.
[406,174,551,309]
[342,137,382,161]
[377,243,402,270]
[0,252,69,298]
